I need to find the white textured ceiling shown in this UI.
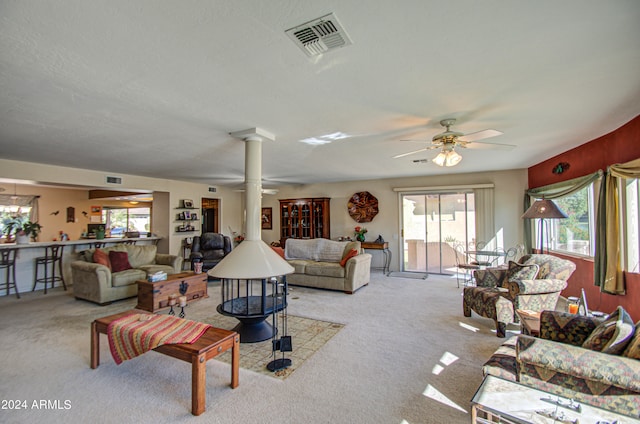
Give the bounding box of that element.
[1,1,639,189]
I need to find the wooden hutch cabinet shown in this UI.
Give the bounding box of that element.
[279,198,330,246]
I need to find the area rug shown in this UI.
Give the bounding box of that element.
[204,313,344,379]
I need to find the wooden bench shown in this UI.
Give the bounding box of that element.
[91,309,239,416]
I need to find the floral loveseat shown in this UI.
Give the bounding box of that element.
[71,244,183,305]
[463,254,575,337]
[482,308,640,418]
[283,238,371,294]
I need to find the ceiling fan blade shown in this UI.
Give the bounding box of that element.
[461,140,516,150]
[399,138,431,144]
[234,188,279,194]
[458,129,503,143]
[392,148,430,159]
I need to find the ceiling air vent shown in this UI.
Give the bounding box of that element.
[106,176,122,184]
[285,13,352,57]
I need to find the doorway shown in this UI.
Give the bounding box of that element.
[201,198,219,234]
[401,192,476,275]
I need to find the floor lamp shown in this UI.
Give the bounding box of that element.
[522,199,568,253]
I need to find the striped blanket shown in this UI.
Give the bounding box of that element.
[107,314,211,365]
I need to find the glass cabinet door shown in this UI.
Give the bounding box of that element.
[313,201,324,238]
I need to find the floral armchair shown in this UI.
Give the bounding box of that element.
[462,254,576,337]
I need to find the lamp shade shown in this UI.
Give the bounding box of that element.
[432,149,462,167]
[521,199,568,219]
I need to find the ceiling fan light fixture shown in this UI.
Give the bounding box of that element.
[432,150,462,167]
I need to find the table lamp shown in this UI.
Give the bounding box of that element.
[522,199,568,253]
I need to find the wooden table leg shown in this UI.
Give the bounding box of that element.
[90,321,99,369]
[231,335,239,389]
[192,353,206,416]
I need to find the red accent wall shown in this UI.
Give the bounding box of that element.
[529,115,640,188]
[528,115,640,321]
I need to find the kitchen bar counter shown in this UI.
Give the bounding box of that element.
[0,237,161,296]
[0,236,161,250]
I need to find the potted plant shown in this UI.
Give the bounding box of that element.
[354,226,368,242]
[19,221,42,242]
[2,216,26,243]
[95,224,106,240]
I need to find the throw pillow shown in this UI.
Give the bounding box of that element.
[271,246,285,259]
[340,248,358,267]
[582,306,635,354]
[93,249,111,270]
[507,261,539,282]
[623,322,640,359]
[109,251,132,273]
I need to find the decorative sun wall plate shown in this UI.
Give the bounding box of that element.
[347,191,379,223]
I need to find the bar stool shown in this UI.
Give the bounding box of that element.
[0,248,20,298]
[92,241,107,249]
[33,245,66,294]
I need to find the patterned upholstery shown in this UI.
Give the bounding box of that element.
[463,287,513,337]
[625,322,640,359]
[464,254,575,337]
[582,306,636,354]
[481,336,518,381]
[482,310,640,418]
[539,310,603,345]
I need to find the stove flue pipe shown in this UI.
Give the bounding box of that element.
[209,128,293,280]
[243,135,262,242]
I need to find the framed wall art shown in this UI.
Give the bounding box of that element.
[261,207,272,229]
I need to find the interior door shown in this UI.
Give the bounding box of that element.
[201,198,219,234]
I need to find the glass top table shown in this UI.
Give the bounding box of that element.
[471,375,640,424]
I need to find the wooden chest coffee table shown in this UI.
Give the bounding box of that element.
[136,271,208,312]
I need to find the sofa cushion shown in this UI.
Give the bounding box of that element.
[582,306,635,354]
[93,249,111,270]
[304,262,346,278]
[125,244,157,268]
[111,268,146,287]
[482,336,518,381]
[285,238,348,263]
[82,244,127,262]
[109,251,133,273]
[287,259,308,274]
[507,261,539,282]
[271,246,285,259]
[340,249,358,267]
[623,322,640,359]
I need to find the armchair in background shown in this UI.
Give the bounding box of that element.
[462,254,576,337]
[189,233,232,273]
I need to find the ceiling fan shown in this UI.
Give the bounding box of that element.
[392,118,514,166]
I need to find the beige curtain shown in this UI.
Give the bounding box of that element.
[473,188,495,249]
[595,158,640,294]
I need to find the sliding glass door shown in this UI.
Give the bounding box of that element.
[402,192,476,275]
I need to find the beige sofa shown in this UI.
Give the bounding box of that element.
[284,238,371,294]
[71,244,183,305]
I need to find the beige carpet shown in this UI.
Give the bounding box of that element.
[0,272,508,424]
[205,313,344,379]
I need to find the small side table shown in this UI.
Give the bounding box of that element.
[515,309,541,337]
[361,242,391,276]
[182,241,193,271]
